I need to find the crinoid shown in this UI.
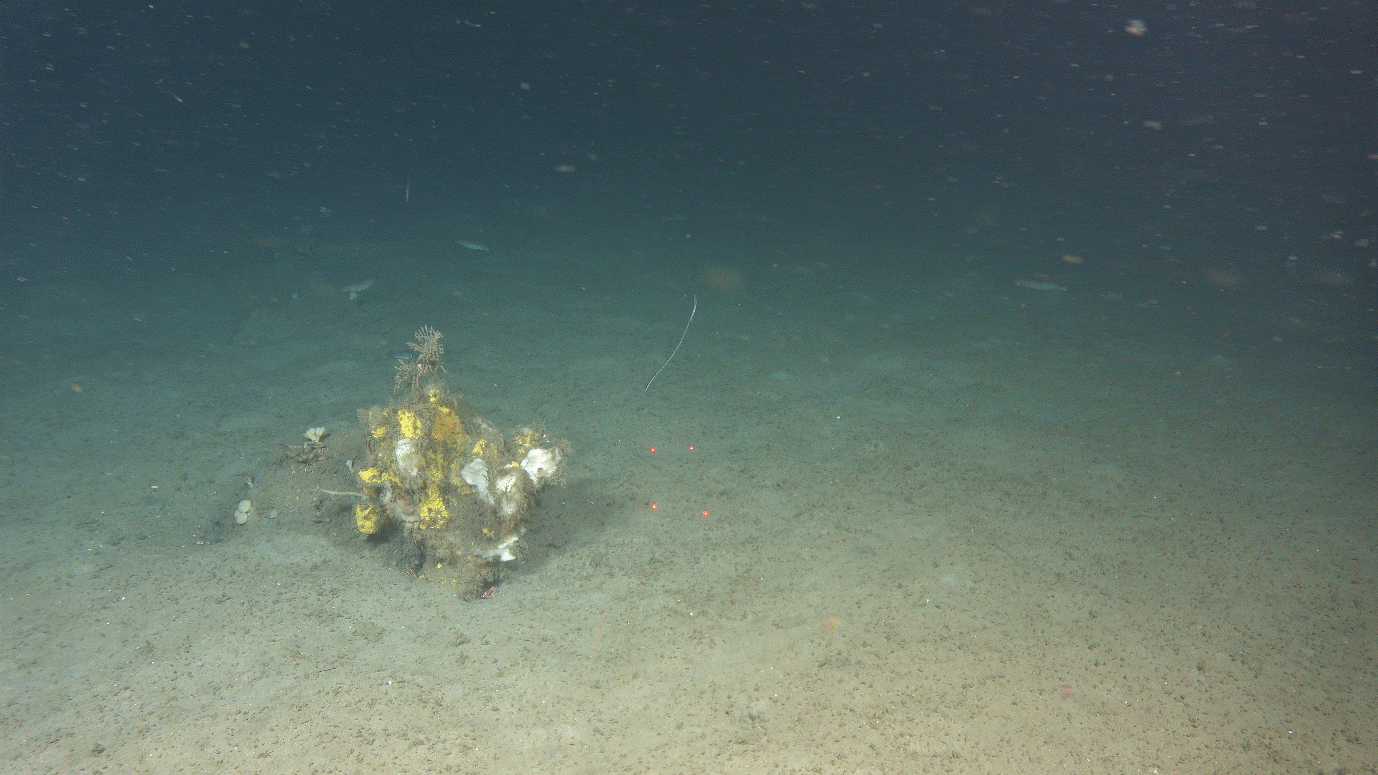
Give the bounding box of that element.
[395,325,446,397]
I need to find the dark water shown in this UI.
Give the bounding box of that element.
[2,5,1374,773]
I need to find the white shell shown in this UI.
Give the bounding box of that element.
[460,457,491,502]
[520,447,562,487]
[394,437,423,491]
[234,499,255,525]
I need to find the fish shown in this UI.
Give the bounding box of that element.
[457,240,491,253]
[1013,279,1067,292]
[341,278,374,299]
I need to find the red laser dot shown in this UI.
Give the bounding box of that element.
[650,503,658,511]
[687,445,695,451]
[648,446,657,453]
[701,510,709,517]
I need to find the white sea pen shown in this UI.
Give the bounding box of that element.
[644,295,697,392]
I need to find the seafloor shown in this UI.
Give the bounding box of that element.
[2,215,1373,774]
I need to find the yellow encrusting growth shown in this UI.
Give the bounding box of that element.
[510,428,541,456]
[397,409,423,439]
[355,502,386,535]
[417,484,448,529]
[430,405,465,444]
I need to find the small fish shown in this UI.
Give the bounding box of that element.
[1013,279,1067,292]
[341,278,374,299]
[457,240,491,253]
[389,351,415,363]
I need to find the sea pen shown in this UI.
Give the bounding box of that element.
[644,295,697,392]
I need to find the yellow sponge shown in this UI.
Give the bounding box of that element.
[397,409,422,439]
[355,502,386,535]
